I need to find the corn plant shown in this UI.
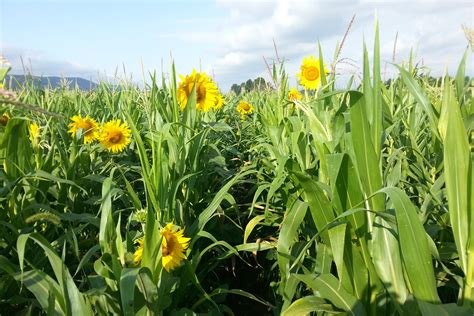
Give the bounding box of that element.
[0,21,472,316]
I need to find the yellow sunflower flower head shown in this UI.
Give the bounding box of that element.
[133,238,144,266]
[213,93,225,110]
[178,69,219,112]
[29,122,40,144]
[160,223,190,272]
[0,113,10,126]
[236,101,254,119]
[297,56,328,90]
[288,88,303,101]
[99,119,131,153]
[68,115,99,144]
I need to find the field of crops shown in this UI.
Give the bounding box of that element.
[0,25,473,315]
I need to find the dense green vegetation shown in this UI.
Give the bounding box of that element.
[230,77,270,95]
[0,26,473,315]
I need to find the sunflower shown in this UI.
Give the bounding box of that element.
[29,122,40,144]
[288,88,303,101]
[178,70,220,112]
[297,56,327,90]
[236,101,254,119]
[98,119,131,153]
[68,115,99,144]
[0,113,9,126]
[213,93,225,110]
[133,238,144,266]
[160,223,190,272]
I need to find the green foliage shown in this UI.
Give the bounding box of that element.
[0,23,472,315]
[230,77,271,95]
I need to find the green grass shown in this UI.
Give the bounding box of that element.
[0,26,473,315]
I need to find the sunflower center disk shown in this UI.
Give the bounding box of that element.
[304,67,320,81]
[196,85,206,103]
[162,233,176,256]
[79,123,93,135]
[78,122,91,129]
[0,115,8,126]
[108,132,123,144]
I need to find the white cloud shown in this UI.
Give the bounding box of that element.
[2,1,472,90]
[209,0,473,89]
[1,44,101,81]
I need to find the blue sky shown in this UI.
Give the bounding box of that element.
[1,0,472,90]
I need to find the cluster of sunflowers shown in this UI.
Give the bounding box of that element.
[177,69,224,112]
[68,115,132,153]
[178,69,256,120]
[3,56,327,153]
[128,56,327,272]
[0,113,132,153]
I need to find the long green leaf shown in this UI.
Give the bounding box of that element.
[282,296,336,316]
[99,177,115,255]
[349,91,384,211]
[188,169,255,235]
[372,19,382,156]
[17,233,93,315]
[328,223,353,294]
[1,118,33,179]
[443,83,470,274]
[455,49,468,101]
[372,216,408,304]
[380,187,440,303]
[291,171,335,244]
[120,268,140,316]
[277,199,308,285]
[397,65,440,140]
[243,214,265,244]
[13,270,64,315]
[295,274,366,315]
[418,301,472,316]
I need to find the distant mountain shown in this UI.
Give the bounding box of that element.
[5,75,99,91]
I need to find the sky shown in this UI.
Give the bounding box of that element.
[0,0,472,91]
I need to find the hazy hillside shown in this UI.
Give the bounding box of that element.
[5,74,98,91]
